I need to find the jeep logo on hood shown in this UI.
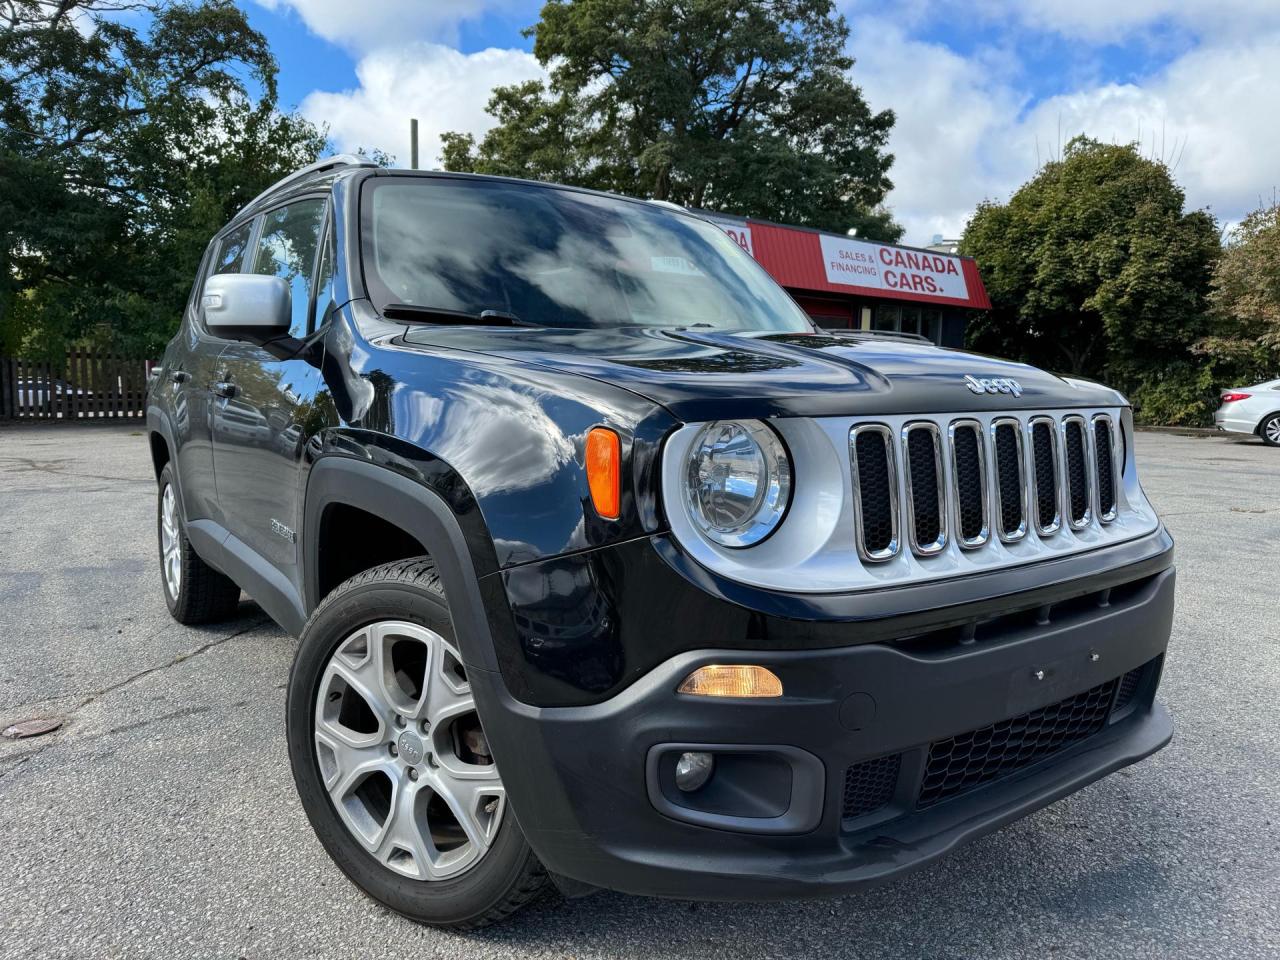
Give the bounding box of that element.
[964,375,1023,398]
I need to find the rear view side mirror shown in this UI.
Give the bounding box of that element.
[202,274,291,342]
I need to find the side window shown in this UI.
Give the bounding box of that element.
[213,221,255,276]
[251,198,327,338]
[311,222,336,333]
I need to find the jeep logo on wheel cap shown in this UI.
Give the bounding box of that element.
[396,731,425,766]
[964,374,1023,398]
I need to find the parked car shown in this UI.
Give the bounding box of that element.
[146,156,1176,929]
[16,377,91,408]
[1214,379,1280,446]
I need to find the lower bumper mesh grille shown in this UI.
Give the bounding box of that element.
[1114,665,1143,711]
[917,678,1119,808]
[842,753,902,820]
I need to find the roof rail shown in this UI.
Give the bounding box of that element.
[238,154,377,217]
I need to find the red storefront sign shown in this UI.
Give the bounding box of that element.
[711,217,991,310]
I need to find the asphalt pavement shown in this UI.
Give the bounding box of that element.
[1,423,1277,959]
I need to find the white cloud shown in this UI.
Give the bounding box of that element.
[848,24,1029,243]
[286,0,1280,247]
[300,43,546,167]
[1020,37,1280,219]
[254,0,529,52]
[974,0,1280,43]
[844,14,1280,244]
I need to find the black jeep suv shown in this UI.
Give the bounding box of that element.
[147,156,1175,928]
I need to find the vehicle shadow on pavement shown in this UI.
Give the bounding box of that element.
[452,814,1184,960]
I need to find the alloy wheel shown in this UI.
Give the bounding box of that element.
[160,484,182,598]
[313,621,505,881]
[1266,417,1280,444]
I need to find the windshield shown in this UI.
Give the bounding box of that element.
[360,177,814,334]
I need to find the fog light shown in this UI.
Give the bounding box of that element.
[677,664,783,698]
[675,751,715,792]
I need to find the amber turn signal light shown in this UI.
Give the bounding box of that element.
[677,664,783,698]
[585,427,621,520]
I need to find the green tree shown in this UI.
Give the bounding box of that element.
[960,137,1220,424]
[441,0,901,240]
[0,0,329,357]
[1197,202,1280,382]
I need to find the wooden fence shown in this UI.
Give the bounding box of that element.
[0,351,153,421]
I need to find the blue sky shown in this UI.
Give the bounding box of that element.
[239,0,1280,244]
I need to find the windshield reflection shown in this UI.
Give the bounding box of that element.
[362,177,815,334]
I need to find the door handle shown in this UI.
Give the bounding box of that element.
[171,370,189,384]
[213,381,238,399]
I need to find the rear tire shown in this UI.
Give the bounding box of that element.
[1260,413,1280,447]
[286,557,549,929]
[156,463,242,624]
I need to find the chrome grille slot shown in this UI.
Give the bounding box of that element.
[949,420,988,548]
[1029,417,1061,535]
[1093,414,1118,522]
[991,418,1027,541]
[850,424,899,562]
[1063,416,1091,528]
[902,422,947,556]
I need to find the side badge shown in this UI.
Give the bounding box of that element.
[270,519,296,543]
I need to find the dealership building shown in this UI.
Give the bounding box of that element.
[703,213,991,348]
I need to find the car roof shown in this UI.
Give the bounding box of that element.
[222,157,711,246]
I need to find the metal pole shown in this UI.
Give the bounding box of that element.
[410,118,419,170]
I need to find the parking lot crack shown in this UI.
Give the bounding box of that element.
[0,617,268,783]
[73,616,270,715]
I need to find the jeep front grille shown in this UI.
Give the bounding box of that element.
[992,419,1026,541]
[848,411,1124,564]
[1063,416,1091,527]
[850,425,899,562]
[1094,415,1118,521]
[903,422,946,555]
[1030,418,1061,535]
[949,421,988,548]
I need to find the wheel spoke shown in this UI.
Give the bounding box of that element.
[314,716,386,781]
[426,767,505,853]
[370,621,433,721]
[377,778,462,879]
[425,643,474,728]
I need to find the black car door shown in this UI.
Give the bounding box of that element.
[211,196,331,587]
[172,221,255,527]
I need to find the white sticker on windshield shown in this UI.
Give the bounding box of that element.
[650,256,705,277]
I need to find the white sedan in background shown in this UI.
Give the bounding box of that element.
[1215,379,1280,446]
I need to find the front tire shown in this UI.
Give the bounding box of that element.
[156,463,242,624]
[286,558,549,929]
[1260,413,1280,447]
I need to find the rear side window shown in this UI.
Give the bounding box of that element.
[213,221,255,275]
[252,198,327,338]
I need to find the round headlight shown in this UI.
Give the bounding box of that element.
[684,420,792,548]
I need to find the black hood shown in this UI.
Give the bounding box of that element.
[399,325,1122,421]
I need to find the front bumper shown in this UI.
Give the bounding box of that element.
[470,546,1176,900]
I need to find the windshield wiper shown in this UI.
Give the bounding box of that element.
[381,303,533,327]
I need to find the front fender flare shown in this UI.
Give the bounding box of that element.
[302,456,504,674]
